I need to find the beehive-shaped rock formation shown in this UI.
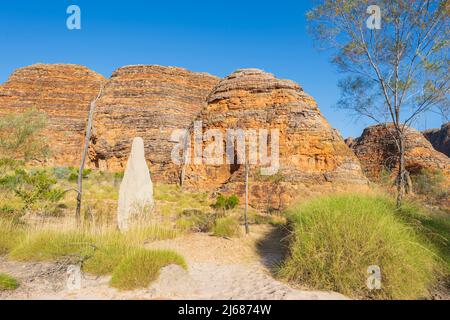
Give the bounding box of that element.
[0,64,104,165]
[90,65,220,183]
[350,124,450,181]
[183,69,368,209]
[423,122,450,157]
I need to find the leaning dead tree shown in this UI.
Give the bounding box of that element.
[76,83,104,226]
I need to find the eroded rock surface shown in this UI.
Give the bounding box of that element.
[0,64,104,165]
[423,122,450,157]
[184,69,368,209]
[349,124,450,182]
[90,65,220,183]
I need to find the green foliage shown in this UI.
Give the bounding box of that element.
[411,168,447,200]
[0,273,19,291]
[279,194,442,300]
[212,194,240,211]
[14,170,66,212]
[212,216,241,238]
[109,249,187,290]
[0,109,49,161]
[9,230,95,262]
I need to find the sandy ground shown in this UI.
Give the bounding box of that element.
[0,225,348,300]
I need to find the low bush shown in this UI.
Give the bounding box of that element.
[109,249,187,290]
[279,194,442,300]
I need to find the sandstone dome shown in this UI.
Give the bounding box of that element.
[0,63,104,165]
[90,65,220,182]
[184,69,368,209]
[350,124,450,182]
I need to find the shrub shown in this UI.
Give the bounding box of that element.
[14,170,66,212]
[0,273,19,291]
[212,217,241,238]
[411,168,448,202]
[279,194,441,300]
[68,168,92,182]
[109,249,187,290]
[212,194,240,216]
[0,109,49,161]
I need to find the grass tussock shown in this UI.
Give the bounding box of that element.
[0,273,19,291]
[212,217,241,238]
[3,223,186,289]
[110,249,187,290]
[0,219,25,254]
[279,194,444,300]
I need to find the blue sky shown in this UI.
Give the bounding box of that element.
[0,0,445,137]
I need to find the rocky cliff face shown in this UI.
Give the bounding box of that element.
[90,65,220,183]
[184,69,368,209]
[350,124,450,181]
[0,64,105,165]
[423,122,450,157]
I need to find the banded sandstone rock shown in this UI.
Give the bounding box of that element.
[90,65,220,183]
[184,69,368,209]
[0,64,104,165]
[350,124,450,182]
[423,122,450,157]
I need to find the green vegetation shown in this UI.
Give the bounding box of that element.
[1,224,184,290]
[212,216,241,238]
[110,249,187,290]
[212,194,239,212]
[411,168,448,205]
[0,273,19,291]
[0,219,25,254]
[0,109,49,161]
[279,194,445,300]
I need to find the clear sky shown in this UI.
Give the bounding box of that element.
[0,0,445,138]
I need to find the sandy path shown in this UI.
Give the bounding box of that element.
[0,225,348,300]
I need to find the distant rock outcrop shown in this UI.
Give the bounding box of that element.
[0,64,104,165]
[90,65,220,183]
[184,69,368,209]
[349,124,450,182]
[117,137,154,231]
[423,122,450,157]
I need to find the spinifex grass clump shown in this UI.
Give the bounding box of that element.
[110,249,187,290]
[279,194,442,300]
[0,219,25,254]
[0,273,19,291]
[5,224,186,291]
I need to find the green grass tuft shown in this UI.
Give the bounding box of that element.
[0,273,19,291]
[212,217,241,238]
[279,194,443,300]
[109,249,187,290]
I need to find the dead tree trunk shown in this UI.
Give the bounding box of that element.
[76,84,104,226]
